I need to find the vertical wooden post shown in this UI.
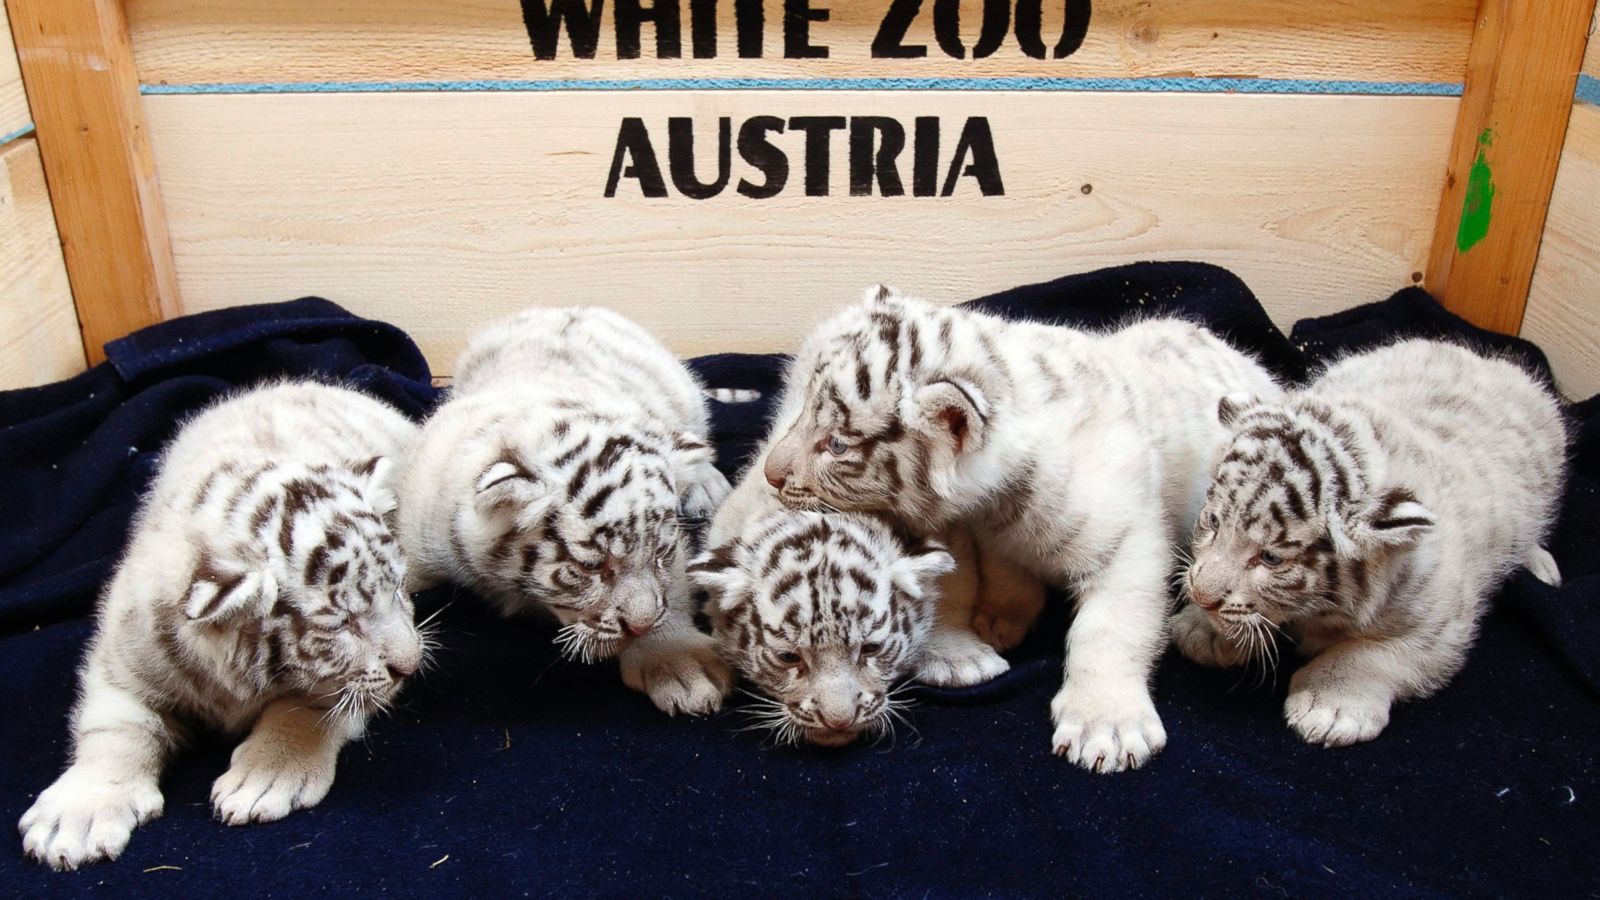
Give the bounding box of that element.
[6,0,179,365]
[1425,0,1598,335]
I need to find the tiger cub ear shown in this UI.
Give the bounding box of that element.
[473,460,554,530]
[863,283,902,304]
[911,376,990,455]
[889,540,957,602]
[185,566,277,622]
[1329,487,1435,558]
[1217,392,1260,427]
[350,455,398,517]
[687,543,750,613]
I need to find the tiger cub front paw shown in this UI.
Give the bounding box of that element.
[917,627,1011,687]
[19,767,164,870]
[1170,605,1249,668]
[211,738,338,826]
[621,628,734,716]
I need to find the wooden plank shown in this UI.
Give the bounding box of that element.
[128,0,1477,85]
[1,0,31,138]
[0,137,87,389]
[1424,0,1598,335]
[8,0,180,365]
[1585,11,1599,79]
[145,91,1455,371]
[1522,103,1600,400]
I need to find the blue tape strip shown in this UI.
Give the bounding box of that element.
[140,77,1465,97]
[0,123,36,146]
[1577,74,1600,108]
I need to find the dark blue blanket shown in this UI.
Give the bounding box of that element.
[3,264,1595,898]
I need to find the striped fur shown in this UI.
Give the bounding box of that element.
[764,286,1282,771]
[398,307,733,715]
[691,506,954,747]
[1178,339,1567,747]
[20,382,424,871]
[705,437,1042,731]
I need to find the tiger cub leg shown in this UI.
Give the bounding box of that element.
[211,698,359,825]
[1283,635,1455,748]
[916,528,1010,688]
[1049,522,1170,773]
[620,574,734,716]
[19,660,173,871]
[968,541,1046,653]
[1169,604,1250,668]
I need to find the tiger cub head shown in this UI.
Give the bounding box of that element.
[460,420,716,662]
[689,509,955,747]
[1184,393,1435,644]
[760,285,1002,526]
[182,457,425,721]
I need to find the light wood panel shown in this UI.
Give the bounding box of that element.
[1,0,31,138]
[1425,0,1598,334]
[1522,103,1600,400]
[145,91,1455,371]
[1585,14,1599,79]
[0,137,86,390]
[127,0,1477,85]
[9,0,180,365]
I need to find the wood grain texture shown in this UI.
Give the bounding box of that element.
[1522,103,1600,400]
[0,137,86,390]
[145,91,1454,371]
[9,0,180,364]
[1,1,31,138]
[127,0,1476,85]
[1585,11,1599,79]
[1425,0,1598,335]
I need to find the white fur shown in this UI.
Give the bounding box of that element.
[20,382,422,870]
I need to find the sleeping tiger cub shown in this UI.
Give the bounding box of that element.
[397,307,735,716]
[700,435,1044,724]
[761,286,1282,771]
[1177,339,1567,746]
[691,506,956,747]
[20,382,424,871]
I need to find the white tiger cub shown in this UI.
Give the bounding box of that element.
[690,500,959,747]
[705,437,1045,699]
[20,383,424,871]
[762,286,1282,771]
[397,307,735,715]
[1177,339,1567,747]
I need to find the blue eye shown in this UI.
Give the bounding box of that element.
[1258,550,1283,568]
[861,642,884,656]
[777,650,803,666]
[826,436,849,456]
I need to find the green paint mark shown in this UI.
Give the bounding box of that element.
[1456,128,1496,253]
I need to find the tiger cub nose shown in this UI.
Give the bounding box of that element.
[622,618,654,638]
[1190,588,1222,611]
[764,465,788,489]
[386,662,417,681]
[821,713,855,731]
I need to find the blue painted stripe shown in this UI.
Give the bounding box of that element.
[0,123,36,146]
[140,76,1464,97]
[1577,74,1600,108]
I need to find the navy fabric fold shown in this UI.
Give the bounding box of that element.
[2,265,1595,898]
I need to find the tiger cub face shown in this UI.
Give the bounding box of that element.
[1184,394,1434,642]
[689,510,954,747]
[184,457,424,719]
[461,424,714,662]
[762,287,988,525]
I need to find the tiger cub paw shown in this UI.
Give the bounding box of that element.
[917,627,1010,687]
[1284,688,1390,748]
[1170,605,1249,668]
[19,767,164,870]
[211,739,337,826]
[621,628,734,716]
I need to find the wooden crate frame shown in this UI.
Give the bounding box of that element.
[4,0,1596,364]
